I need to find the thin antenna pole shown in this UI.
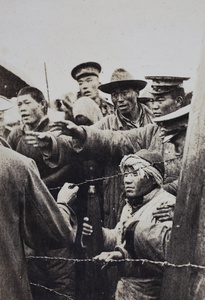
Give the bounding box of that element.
[44,62,50,107]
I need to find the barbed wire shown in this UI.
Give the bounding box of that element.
[33,154,184,297]
[48,154,182,191]
[26,255,205,270]
[27,254,204,299]
[30,282,74,299]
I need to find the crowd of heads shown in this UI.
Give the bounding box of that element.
[0,60,195,300]
[0,61,193,136]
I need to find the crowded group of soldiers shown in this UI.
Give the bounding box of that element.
[0,61,192,300]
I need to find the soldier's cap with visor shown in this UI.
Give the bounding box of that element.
[0,96,13,111]
[138,88,154,103]
[153,104,190,143]
[71,62,101,81]
[98,68,147,94]
[145,76,190,95]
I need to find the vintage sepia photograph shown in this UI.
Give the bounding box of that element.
[0,0,204,299]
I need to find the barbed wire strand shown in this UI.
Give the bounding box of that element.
[33,154,184,296]
[26,255,205,270]
[30,282,74,300]
[49,155,182,191]
[28,254,204,299]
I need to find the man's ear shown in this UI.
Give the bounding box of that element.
[41,100,46,108]
[41,100,48,113]
[175,96,183,108]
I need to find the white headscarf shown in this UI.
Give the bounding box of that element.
[120,154,163,186]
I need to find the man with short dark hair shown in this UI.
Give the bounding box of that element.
[7,86,50,175]
[7,86,78,300]
[0,95,78,300]
[17,86,48,119]
[7,86,71,189]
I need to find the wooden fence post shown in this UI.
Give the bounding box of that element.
[160,36,205,300]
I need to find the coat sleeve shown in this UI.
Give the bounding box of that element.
[133,219,172,261]
[102,227,118,251]
[126,192,175,261]
[41,134,76,168]
[101,207,129,252]
[72,124,157,162]
[20,159,77,251]
[7,127,20,149]
[163,179,178,196]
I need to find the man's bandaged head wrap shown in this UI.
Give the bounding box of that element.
[120,149,165,186]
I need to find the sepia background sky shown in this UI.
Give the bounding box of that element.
[0,0,204,102]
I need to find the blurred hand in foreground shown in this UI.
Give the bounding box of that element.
[25,131,54,148]
[57,182,79,206]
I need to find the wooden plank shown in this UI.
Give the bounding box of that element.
[160,36,205,299]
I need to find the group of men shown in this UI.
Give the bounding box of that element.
[0,60,192,300]
[47,62,190,228]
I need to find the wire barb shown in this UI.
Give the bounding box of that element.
[30,282,74,299]
[26,255,205,270]
[48,155,183,191]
